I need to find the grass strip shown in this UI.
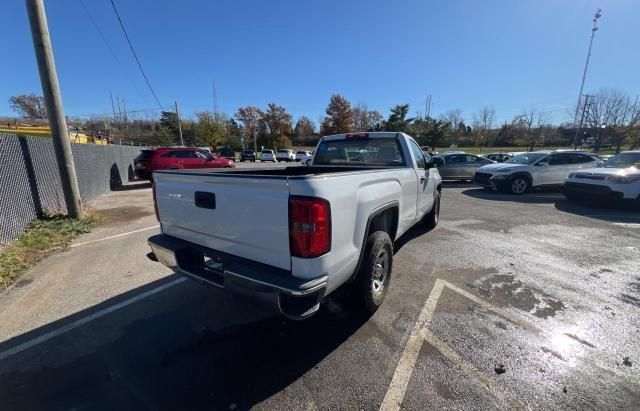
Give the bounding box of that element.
[0,211,101,290]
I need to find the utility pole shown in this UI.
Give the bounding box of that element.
[572,8,602,146]
[573,94,592,149]
[175,101,184,146]
[109,92,117,141]
[253,130,257,155]
[25,0,83,218]
[212,81,218,116]
[122,97,129,140]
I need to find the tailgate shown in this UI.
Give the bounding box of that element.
[154,171,291,270]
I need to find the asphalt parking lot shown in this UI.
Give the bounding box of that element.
[1,171,639,410]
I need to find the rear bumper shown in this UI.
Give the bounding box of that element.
[134,169,152,180]
[147,234,327,319]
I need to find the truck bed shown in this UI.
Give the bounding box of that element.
[155,165,392,178]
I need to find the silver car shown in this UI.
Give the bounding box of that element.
[433,152,494,181]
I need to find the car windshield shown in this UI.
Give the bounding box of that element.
[278,150,289,153]
[313,137,405,167]
[504,153,547,165]
[602,152,640,168]
[296,151,306,154]
[196,150,212,160]
[243,150,253,154]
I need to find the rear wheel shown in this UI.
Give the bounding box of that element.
[509,176,529,195]
[356,231,393,313]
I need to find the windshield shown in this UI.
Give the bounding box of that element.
[602,152,640,168]
[278,150,288,153]
[313,137,405,167]
[505,153,547,165]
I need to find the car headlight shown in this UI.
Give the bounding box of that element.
[607,174,640,184]
[491,174,508,180]
[497,169,513,173]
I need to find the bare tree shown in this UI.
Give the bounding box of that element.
[352,102,369,131]
[472,106,495,148]
[584,88,640,152]
[440,109,463,145]
[512,108,549,151]
[9,94,47,119]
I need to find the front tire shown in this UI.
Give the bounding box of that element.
[509,176,529,195]
[356,231,393,314]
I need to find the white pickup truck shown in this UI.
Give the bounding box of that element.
[148,132,443,319]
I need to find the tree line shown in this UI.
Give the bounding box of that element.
[7,88,640,151]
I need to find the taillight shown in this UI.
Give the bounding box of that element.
[152,181,159,221]
[289,196,331,258]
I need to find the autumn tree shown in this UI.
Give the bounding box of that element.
[194,111,227,148]
[235,106,263,151]
[294,116,316,138]
[9,94,47,119]
[320,94,355,135]
[262,103,292,138]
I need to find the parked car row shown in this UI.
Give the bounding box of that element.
[257,149,312,162]
[134,147,235,180]
[469,150,640,206]
[473,150,602,194]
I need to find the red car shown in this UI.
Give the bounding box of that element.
[134,147,235,180]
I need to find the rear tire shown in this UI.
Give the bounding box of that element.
[422,191,440,229]
[356,231,393,314]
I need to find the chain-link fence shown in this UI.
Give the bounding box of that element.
[0,133,143,245]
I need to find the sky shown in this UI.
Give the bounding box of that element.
[2,0,639,126]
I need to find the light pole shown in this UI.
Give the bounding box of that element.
[572,8,602,148]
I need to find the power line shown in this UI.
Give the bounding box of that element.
[67,105,171,118]
[108,0,163,108]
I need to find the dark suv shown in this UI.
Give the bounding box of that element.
[240,150,256,162]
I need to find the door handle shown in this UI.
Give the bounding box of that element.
[420,176,426,183]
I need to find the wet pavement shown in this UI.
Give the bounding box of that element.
[1,182,639,409]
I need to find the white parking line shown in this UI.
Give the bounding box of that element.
[70,225,159,248]
[379,280,444,410]
[0,277,185,362]
[380,279,539,410]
